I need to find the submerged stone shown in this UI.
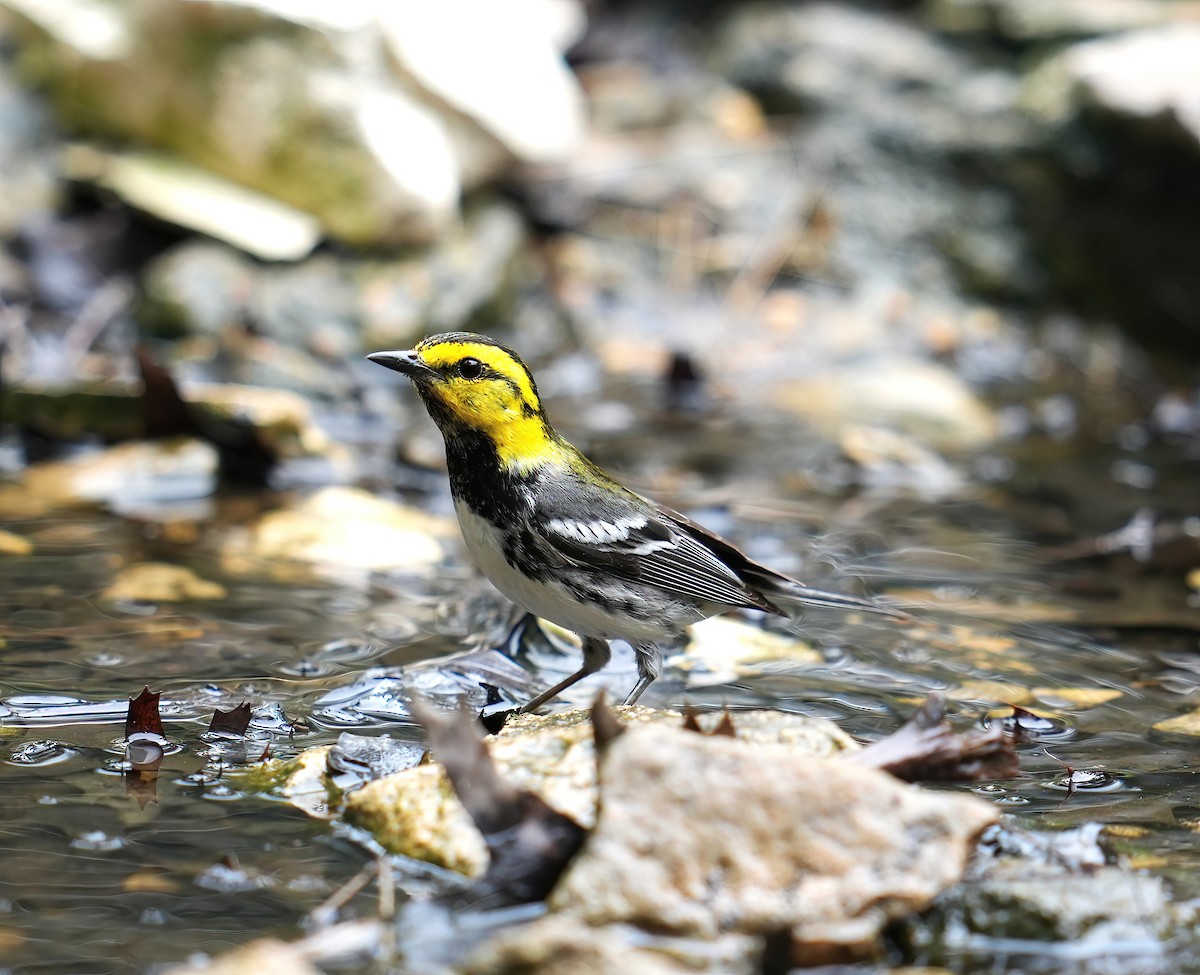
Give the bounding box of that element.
[102,562,227,603]
[772,359,999,452]
[221,486,453,582]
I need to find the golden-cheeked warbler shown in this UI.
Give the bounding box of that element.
[369,332,903,710]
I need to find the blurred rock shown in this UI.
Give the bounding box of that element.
[928,0,1200,43]
[549,723,996,955]
[1026,25,1200,137]
[716,1,1031,154]
[838,424,966,497]
[1,376,331,459]
[139,201,531,367]
[221,486,453,582]
[377,1,585,163]
[913,846,1189,964]
[102,561,227,602]
[343,705,856,876]
[0,528,34,555]
[772,359,999,452]
[0,439,218,519]
[1018,25,1200,355]
[355,201,531,350]
[671,615,820,688]
[1,0,584,247]
[63,145,321,261]
[0,49,60,235]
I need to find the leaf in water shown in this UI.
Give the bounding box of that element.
[209,702,252,735]
[125,686,163,738]
[847,693,1018,782]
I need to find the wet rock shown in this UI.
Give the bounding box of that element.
[772,359,999,451]
[913,834,1191,966]
[273,745,335,820]
[62,146,321,261]
[347,762,490,876]
[343,706,856,876]
[102,561,227,602]
[1018,26,1200,355]
[548,724,997,945]
[221,486,452,582]
[2,0,584,246]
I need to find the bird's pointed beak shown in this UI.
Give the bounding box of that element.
[367,349,437,381]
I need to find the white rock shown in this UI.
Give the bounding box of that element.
[772,359,999,451]
[1064,25,1200,140]
[63,146,322,261]
[379,0,586,163]
[1,0,587,247]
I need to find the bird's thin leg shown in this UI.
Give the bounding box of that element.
[521,636,611,712]
[623,642,663,706]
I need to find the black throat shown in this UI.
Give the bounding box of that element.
[439,421,529,524]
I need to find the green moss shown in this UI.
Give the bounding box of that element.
[1,384,144,440]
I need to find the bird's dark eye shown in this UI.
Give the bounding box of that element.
[457,357,484,380]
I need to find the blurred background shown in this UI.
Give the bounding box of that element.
[0,0,1199,971]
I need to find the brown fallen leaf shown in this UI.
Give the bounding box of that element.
[847,694,1018,782]
[209,702,253,736]
[411,698,585,905]
[126,686,164,738]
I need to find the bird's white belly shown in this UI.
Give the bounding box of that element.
[454,502,671,643]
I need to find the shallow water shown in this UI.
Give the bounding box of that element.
[1,396,1198,973]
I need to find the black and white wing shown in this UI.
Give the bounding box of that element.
[532,473,782,615]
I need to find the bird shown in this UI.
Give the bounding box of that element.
[368,332,904,711]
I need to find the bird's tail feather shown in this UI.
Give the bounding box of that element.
[762,576,911,621]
